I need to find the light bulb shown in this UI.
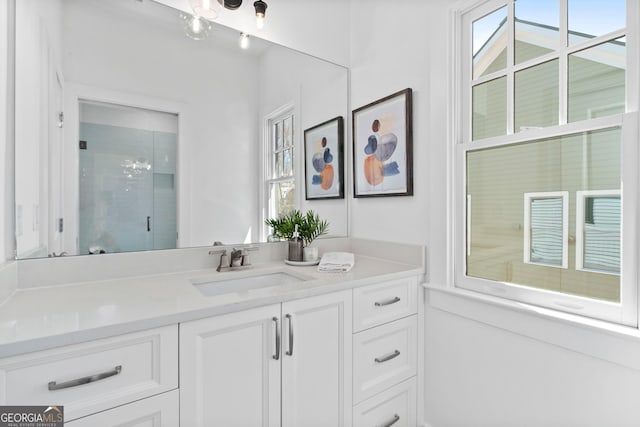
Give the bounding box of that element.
[239,33,250,49]
[253,1,267,30]
[192,17,202,33]
[182,13,211,40]
[191,0,222,20]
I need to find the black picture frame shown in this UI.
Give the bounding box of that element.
[303,116,345,200]
[352,88,413,198]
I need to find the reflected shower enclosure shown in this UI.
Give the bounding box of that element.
[78,102,177,255]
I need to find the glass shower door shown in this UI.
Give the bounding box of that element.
[79,122,155,254]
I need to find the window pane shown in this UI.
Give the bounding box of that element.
[275,151,283,178]
[283,148,292,177]
[515,60,559,131]
[584,196,620,273]
[472,77,507,140]
[275,121,283,151]
[283,116,293,148]
[270,181,295,218]
[529,197,564,266]
[515,0,559,64]
[568,38,626,122]
[473,7,507,79]
[466,127,621,302]
[568,0,625,45]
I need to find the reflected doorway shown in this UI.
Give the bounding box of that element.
[78,101,177,254]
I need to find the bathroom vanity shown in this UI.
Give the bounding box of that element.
[0,239,424,426]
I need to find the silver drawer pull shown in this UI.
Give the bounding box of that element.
[285,314,294,356]
[374,296,400,307]
[273,316,281,360]
[48,365,122,391]
[374,350,400,364]
[376,414,400,427]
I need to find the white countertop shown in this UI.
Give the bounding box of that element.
[0,255,423,358]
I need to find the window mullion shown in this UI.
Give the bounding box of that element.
[506,1,515,135]
[558,0,568,125]
[627,0,639,113]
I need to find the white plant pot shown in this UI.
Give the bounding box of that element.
[303,246,319,262]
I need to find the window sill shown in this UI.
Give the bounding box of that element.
[424,283,640,370]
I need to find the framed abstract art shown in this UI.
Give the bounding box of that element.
[352,88,413,198]
[304,116,344,200]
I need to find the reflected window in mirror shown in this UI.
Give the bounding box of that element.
[265,107,296,230]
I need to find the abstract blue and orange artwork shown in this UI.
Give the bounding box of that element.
[353,88,412,197]
[304,117,344,200]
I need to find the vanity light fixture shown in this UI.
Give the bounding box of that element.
[254,0,267,30]
[239,32,250,49]
[189,0,223,20]
[183,0,268,40]
[182,13,212,40]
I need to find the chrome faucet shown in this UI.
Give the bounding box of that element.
[230,249,243,267]
[48,251,68,257]
[209,249,230,272]
[208,246,259,271]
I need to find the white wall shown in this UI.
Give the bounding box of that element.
[348,1,640,426]
[349,0,443,282]
[0,0,11,263]
[424,303,640,427]
[13,0,64,258]
[258,46,349,238]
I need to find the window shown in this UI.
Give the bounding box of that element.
[524,192,568,268]
[576,190,621,274]
[265,108,296,222]
[456,0,638,324]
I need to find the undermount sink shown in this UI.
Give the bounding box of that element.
[192,271,310,297]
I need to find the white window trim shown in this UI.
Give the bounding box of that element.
[576,189,622,275]
[523,191,568,269]
[260,102,296,241]
[451,0,640,327]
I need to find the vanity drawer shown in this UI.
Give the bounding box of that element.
[353,316,417,404]
[0,325,178,422]
[353,277,417,332]
[65,389,179,427]
[353,377,416,427]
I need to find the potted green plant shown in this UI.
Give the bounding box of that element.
[265,210,329,261]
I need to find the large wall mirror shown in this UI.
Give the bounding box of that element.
[14,0,348,259]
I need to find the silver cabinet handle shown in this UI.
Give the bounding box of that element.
[375,296,400,307]
[374,350,400,364]
[285,314,294,356]
[376,414,400,427]
[272,316,281,360]
[48,365,122,391]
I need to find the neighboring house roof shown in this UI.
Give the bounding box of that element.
[473,18,625,78]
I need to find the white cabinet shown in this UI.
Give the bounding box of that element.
[352,277,419,423]
[353,378,416,427]
[353,316,417,403]
[281,291,353,427]
[65,389,179,427]
[0,325,178,422]
[180,290,353,427]
[180,304,281,427]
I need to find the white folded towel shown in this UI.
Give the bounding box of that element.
[317,252,355,273]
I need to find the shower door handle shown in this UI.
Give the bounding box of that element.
[147,216,151,232]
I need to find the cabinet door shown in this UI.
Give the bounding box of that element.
[281,290,353,427]
[180,304,281,427]
[65,389,179,427]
